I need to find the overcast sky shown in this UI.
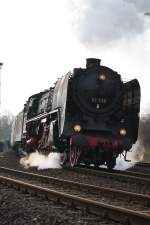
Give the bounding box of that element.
[0,0,150,115]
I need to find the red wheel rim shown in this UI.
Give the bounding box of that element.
[70,145,78,167]
[60,152,67,165]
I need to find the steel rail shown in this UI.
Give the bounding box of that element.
[113,169,150,179]
[76,165,150,179]
[0,175,150,225]
[0,166,150,209]
[135,162,150,166]
[73,166,150,185]
[98,167,150,179]
[134,162,150,168]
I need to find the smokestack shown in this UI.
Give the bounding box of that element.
[86,58,101,69]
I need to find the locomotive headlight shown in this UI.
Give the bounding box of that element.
[73,124,82,132]
[99,74,106,81]
[120,128,126,136]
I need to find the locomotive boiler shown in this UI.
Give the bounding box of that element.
[11,58,141,169]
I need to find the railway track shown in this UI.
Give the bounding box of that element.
[76,164,150,179]
[128,162,150,173]
[0,151,150,195]
[0,166,150,225]
[70,166,150,194]
[0,181,112,225]
[134,162,150,168]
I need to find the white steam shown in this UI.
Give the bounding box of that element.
[20,151,62,170]
[115,141,145,170]
[126,0,150,13]
[68,0,150,46]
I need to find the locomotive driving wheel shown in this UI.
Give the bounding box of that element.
[69,139,80,167]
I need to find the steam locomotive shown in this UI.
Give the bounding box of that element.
[11,58,141,169]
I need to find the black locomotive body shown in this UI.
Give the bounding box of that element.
[11,58,141,168]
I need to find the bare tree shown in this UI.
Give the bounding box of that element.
[139,116,150,161]
[0,112,14,142]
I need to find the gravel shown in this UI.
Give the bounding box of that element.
[0,182,120,225]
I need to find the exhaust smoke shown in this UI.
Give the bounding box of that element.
[115,141,145,170]
[138,115,150,162]
[20,151,62,170]
[68,0,150,47]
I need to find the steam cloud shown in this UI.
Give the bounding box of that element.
[20,151,62,170]
[68,0,150,46]
[138,115,150,161]
[116,114,150,170]
[115,141,145,170]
